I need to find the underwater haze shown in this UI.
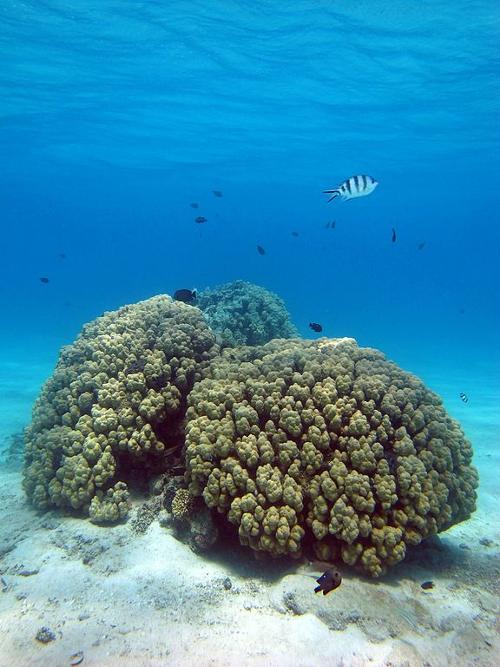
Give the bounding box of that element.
[0,1,499,666]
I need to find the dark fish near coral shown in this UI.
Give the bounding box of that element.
[309,322,323,333]
[190,202,199,209]
[257,245,266,255]
[292,231,299,237]
[195,216,207,224]
[40,277,49,284]
[314,569,342,595]
[421,581,434,590]
[324,175,378,202]
[417,242,426,250]
[174,288,197,304]
[125,358,146,375]
[459,392,469,403]
[392,228,397,243]
[212,190,223,197]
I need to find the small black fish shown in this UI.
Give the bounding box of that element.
[173,288,197,304]
[314,569,342,595]
[417,242,426,250]
[309,322,323,333]
[70,652,84,667]
[40,277,49,284]
[331,220,336,229]
[257,245,266,255]
[292,231,299,237]
[391,228,397,243]
[190,202,199,209]
[195,216,207,224]
[459,392,469,403]
[58,252,66,260]
[421,581,434,590]
[212,190,223,197]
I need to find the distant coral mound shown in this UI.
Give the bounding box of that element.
[23,296,218,523]
[185,338,478,576]
[197,280,297,347]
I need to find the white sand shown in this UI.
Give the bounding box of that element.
[0,355,498,667]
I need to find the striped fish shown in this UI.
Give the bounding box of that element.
[324,175,378,202]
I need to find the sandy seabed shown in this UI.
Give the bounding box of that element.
[0,354,498,667]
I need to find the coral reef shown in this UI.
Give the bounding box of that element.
[151,474,218,552]
[23,296,218,522]
[197,280,297,347]
[22,288,479,577]
[171,488,194,520]
[184,338,478,576]
[89,481,130,524]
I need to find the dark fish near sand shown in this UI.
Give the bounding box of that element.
[40,277,49,284]
[309,322,322,333]
[421,581,434,590]
[459,392,469,403]
[212,190,223,197]
[190,202,199,209]
[392,228,397,243]
[418,242,426,250]
[324,175,378,202]
[195,216,207,224]
[292,231,299,237]
[314,569,342,595]
[70,651,84,666]
[173,289,197,304]
[257,245,266,255]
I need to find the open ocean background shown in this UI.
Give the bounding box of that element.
[0,0,499,536]
[0,4,499,665]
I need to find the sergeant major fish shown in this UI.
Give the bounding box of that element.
[324,175,378,202]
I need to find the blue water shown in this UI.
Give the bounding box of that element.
[1,0,499,360]
[0,2,499,663]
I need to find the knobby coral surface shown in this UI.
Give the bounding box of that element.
[197,280,297,347]
[185,338,478,576]
[23,296,218,522]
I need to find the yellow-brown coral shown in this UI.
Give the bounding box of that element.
[171,488,194,520]
[23,295,218,519]
[185,338,478,576]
